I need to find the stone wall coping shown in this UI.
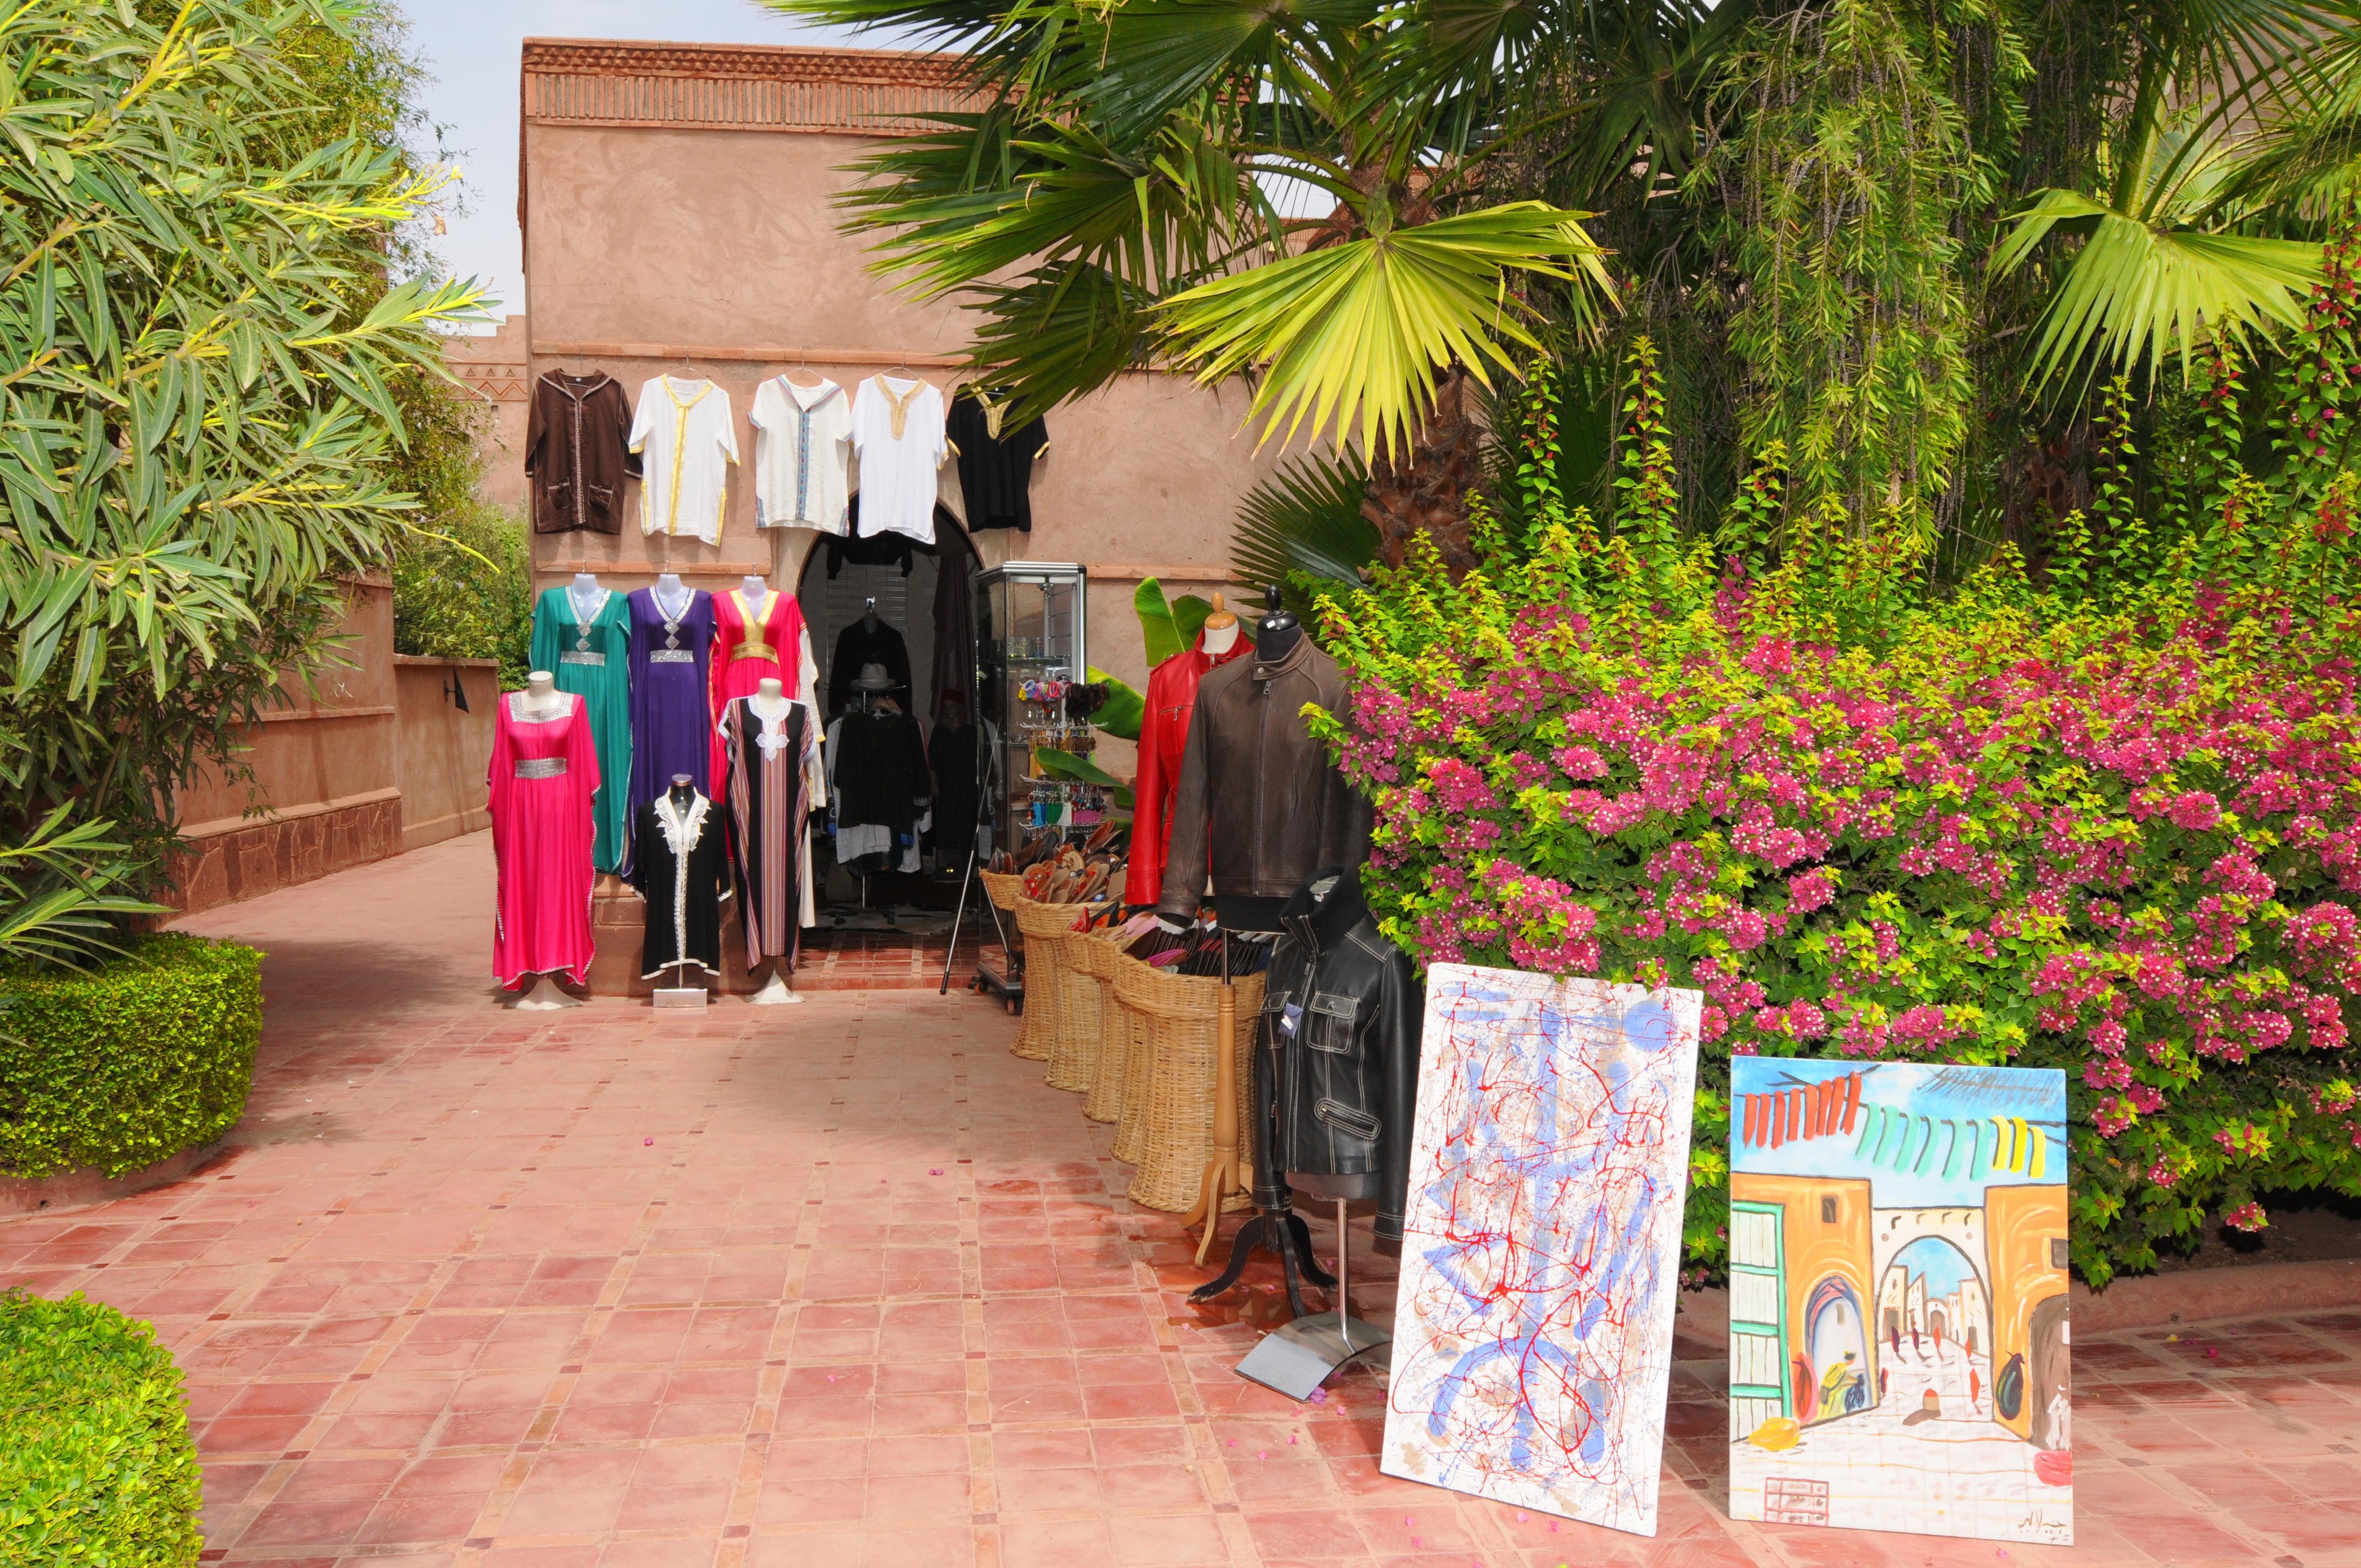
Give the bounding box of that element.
[394,654,502,669]
[521,37,969,87]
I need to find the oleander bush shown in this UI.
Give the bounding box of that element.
[1319,336,2361,1288]
[0,935,262,1180]
[0,1289,203,1567]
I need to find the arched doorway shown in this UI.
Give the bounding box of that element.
[1802,1277,1869,1423]
[789,498,983,930]
[1876,1235,1991,1422]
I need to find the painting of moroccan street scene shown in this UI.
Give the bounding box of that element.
[1727,1058,2071,1545]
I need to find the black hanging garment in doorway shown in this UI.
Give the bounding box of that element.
[629,792,730,979]
[828,709,931,875]
[928,720,984,862]
[930,529,978,728]
[827,618,914,718]
[825,498,960,578]
[946,391,1049,531]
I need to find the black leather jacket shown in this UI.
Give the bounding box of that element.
[1156,637,1371,919]
[1254,868,1425,1246]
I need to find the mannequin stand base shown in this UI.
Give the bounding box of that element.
[748,971,802,1006]
[1233,1311,1392,1402]
[1182,1157,1247,1266]
[1230,1196,1389,1402]
[1188,1207,1335,1319]
[512,977,584,1011]
[652,987,708,1010]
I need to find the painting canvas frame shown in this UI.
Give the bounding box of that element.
[1727,1057,2072,1545]
[1381,963,1702,1537]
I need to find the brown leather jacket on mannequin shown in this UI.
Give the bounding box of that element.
[1155,636,1372,919]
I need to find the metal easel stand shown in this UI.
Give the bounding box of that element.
[939,749,1013,997]
[1232,1196,1394,1402]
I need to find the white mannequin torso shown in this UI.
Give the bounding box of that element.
[739,575,771,622]
[652,573,693,622]
[747,676,794,723]
[515,671,569,721]
[568,573,606,626]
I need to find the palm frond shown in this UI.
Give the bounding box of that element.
[1157,202,1615,456]
[1232,448,1375,618]
[1995,186,2322,392]
[959,262,1166,424]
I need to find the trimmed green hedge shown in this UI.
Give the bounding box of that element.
[0,934,260,1179]
[0,1289,203,1566]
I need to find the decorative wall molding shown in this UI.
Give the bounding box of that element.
[520,37,984,135]
[449,361,530,403]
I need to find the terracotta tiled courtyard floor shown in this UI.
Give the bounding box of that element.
[4,832,2359,1567]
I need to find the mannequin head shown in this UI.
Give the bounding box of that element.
[1201,592,1241,656]
[758,677,784,699]
[862,596,879,629]
[526,669,556,695]
[1255,583,1302,662]
[668,771,695,804]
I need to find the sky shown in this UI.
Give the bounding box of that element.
[399,0,890,324]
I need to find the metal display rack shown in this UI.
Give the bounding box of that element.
[958,562,1090,1006]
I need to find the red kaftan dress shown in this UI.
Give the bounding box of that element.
[708,587,817,786]
[488,691,600,989]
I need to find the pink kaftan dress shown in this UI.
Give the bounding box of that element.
[707,587,815,787]
[488,691,600,989]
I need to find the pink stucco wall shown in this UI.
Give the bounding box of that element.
[516,51,1289,733]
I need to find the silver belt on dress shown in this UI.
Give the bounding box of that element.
[560,650,606,666]
[515,758,568,779]
[649,649,695,665]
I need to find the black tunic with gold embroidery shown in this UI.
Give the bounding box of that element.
[629,792,731,979]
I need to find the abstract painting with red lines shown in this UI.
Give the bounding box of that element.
[1381,963,1701,1537]
[1728,1057,2071,1545]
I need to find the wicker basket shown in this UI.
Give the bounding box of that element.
[1108,951,1154,1165]
[1016,897,1111,1088]
[980,868,1025,911]
[1114,963,1263,1213]
[1050,911,1118,1095]
[1070,930,1131,1124]
[1005,897,1064,1061]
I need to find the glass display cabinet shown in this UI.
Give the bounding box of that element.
[972,562,1094,863]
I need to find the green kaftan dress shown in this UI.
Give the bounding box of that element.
[530,586,634,874]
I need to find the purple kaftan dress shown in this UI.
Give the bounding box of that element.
[627,586,719,839]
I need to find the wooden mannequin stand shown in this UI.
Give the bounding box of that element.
[1183,974,1244,1262]
[1187,934,1332,1315]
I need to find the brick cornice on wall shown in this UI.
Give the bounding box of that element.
[520,36,983,135]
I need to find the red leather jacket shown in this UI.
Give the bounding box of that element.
[1125,633,1250,905]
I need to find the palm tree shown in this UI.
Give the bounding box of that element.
[1994,1,2345,396]
[760,0,1615,573]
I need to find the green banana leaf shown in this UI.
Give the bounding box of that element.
[1087,666,1145,741]
[1135,578,1186,666]
[1031,745,1135,812]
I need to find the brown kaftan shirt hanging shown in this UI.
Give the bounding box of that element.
[525,371,639,534]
